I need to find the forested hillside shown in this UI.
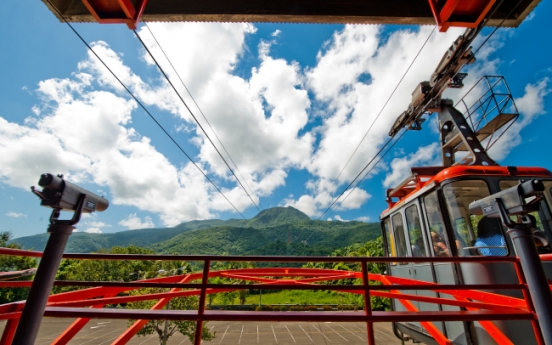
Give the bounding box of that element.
[13,207,381,255]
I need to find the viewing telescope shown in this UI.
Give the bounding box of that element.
[31,173,109,213]
[12,174,110,345]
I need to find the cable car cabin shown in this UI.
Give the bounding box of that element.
[380,165,552,345]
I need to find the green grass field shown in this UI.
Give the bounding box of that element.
[211,290,359,306]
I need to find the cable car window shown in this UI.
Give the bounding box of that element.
[545,181,552,209]
[443,180,508,256]
[391,213,408,261]
[383,218,397,265]
[405,205,425,257]
[423,191,451,257]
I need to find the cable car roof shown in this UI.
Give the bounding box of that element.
[43,0,540,27]
[381,166,552,217]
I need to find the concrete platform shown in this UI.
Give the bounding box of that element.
[1,318,404,344]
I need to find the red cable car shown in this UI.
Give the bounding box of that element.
[380,75,552,344]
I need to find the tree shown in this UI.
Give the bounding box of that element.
[54,245,190,293]
[52,244,213,344]
[127,288,215,344]
[304,237,390,311]
[0,231,38,304]
[210,260,256,306]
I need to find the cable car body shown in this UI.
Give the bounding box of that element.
[380,77,552,344]
[381,164,552,344]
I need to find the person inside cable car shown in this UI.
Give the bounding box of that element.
[411,237,425,257]
[430,231,449,256]
[475,216,507,256]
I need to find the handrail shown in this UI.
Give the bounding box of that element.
[0,248,546,345]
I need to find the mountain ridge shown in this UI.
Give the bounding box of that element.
[13,207,380,255]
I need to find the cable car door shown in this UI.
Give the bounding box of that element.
[388,211,424,332]
[423,190,468,344]
[405,200,446,337]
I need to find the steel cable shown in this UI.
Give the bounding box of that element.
[133,28,261,213]
[46,0,249,220]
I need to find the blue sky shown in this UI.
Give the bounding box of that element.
[1,1,550,239]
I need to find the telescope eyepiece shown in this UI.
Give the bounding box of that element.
[38,173,65,192]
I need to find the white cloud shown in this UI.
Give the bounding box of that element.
[336,188,371,210]
[355,216,370,222]
[333,215,349,222]
[0,22,530,225]
[286,26,464,215]
[306,26,462,181]
[383,143,440,188]
[283,194,319,217]
[119,213,155,230]
[133,23,314,208]
[6,211,26,218]
[0,25,273,226]
[85,221,111,228]
[515,78,550,119]
[271,30,282,37]
[84,227,103,234]
[81,219,110,233]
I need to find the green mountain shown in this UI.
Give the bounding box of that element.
[249,206,311,226]
[13,207,381,255]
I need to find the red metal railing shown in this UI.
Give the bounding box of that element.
[0,247,547,345]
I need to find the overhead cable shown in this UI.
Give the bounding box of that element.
[322,129,407,223]
[317,133,397,220]
[47,0,248,220]
[302,129,406,243]
[133,28,261,213]
[318,0,518,224]
[318,26,436,207]
[472,0,522,57]
[143,24,260,209]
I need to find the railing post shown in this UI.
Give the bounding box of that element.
[12,224,74,345]
[194,260,210,345]
[361,259,376,345]
[513,258,545,345]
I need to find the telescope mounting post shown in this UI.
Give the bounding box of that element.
[12,195,86,345]
[496,199,552,345]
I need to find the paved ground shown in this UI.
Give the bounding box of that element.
[1,318,404,344]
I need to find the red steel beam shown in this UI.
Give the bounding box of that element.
[111,273,197,345]
[80,0,149,29]
[0,281,527,292]
[41,307,534,322]
[380,275,451,345]
[1,248,544,344]
[0,247,524,263]
[51,291,119,345]
[0,303,24,345]
[45,288,525,312]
